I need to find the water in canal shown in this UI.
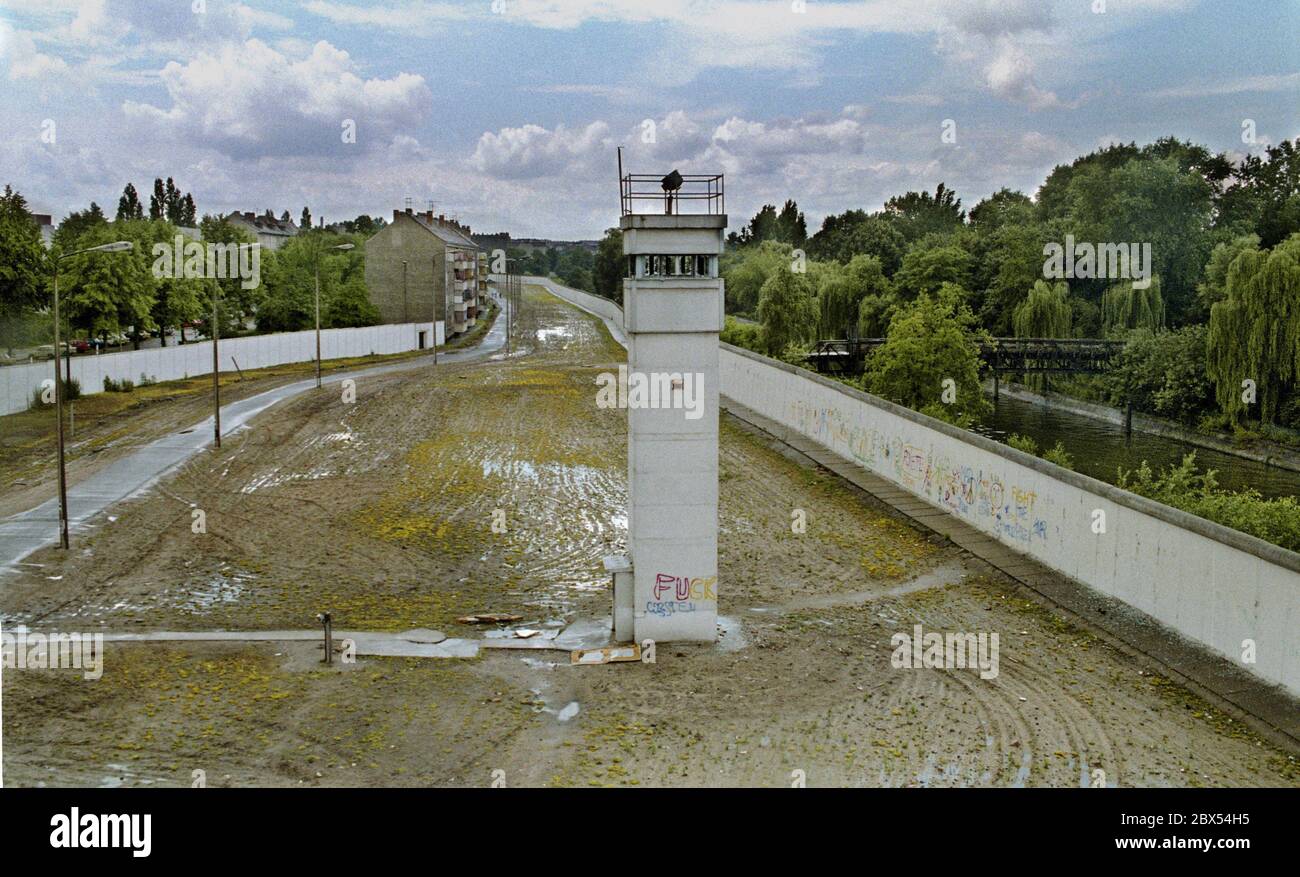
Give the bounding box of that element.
[978,394,1300,500]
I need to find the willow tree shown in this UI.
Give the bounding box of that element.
[1013,280,1072,338]
[1207,235,1300,424]
[1102,276,1165,335]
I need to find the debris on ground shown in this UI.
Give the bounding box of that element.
[457,613,523,624]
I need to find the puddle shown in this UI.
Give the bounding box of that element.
[556,701,580,722]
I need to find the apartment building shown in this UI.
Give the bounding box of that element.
[363,207,482,335]
[225,210,300,250]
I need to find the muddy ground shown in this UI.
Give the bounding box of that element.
[2,288,1296,787]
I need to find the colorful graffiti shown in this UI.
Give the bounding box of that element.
[653,573,717,602]
[787,397,1056,546]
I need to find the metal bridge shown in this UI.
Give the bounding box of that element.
[804,337,1125,377]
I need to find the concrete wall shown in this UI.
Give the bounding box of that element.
[0,321,439,416]
[721,344,1300,697]
[493,279,1300,693]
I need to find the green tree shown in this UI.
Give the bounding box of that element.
[1102,277,1165,334]
[58,223,156,345]
[1195,233,1259,317]
[893,242,973,300]
[862,294,990,425]
[150,178,165,221]
[1206,234,1300,424]
[592,228,624,302]
[53,202,107,250]
[721,240,793,314]
[116,183,144,221]
[756,263,816,355]
[1013,280,1072,338]
[883,183,964,242]
[325,273,381,328]
[0,185,49,354]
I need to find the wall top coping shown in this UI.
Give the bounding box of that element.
[720,341,1300,577]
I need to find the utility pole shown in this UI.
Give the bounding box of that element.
[315,243,354,388]
[51,241,133,548]
[212,289,221,449]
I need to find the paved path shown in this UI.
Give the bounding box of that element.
[0,302,510,572]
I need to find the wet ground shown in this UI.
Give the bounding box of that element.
[2,288,1297,787]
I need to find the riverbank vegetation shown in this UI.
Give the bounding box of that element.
[717,137,1298,433]
[716,136,1300,551]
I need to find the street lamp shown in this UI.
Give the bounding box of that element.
[315,243,355,388]
[52,240,133,549]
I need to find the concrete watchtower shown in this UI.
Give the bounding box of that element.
[612,166,727,643]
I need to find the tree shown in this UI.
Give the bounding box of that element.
[1206,234,1300,424]
[1102,277,1165,334]
[756,264,816,355]
[116,183,144,221]
[817,254,889,338]
[0,185,48,354]
[592,227,624,302]
[862,294,990,425]
[52,202,107,251]
[164,177,182,224]
[300,206,312,231]
[893,241,973,299]
[721,240,793,314]
[969,188,1033,231]
[325,273,381,328]
[1102,326,1214,426]
[883,183,964,242]
[775,199,807,247]
[58,222,156,345]
[1194,233,1259,319]
[150,178,165,220]
[179,193,197,226]
[1013,281,1072,338]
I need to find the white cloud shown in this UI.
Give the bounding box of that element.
[1150,72,1300,99]
[122,39,431,160]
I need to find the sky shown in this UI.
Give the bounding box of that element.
[0,0,1297,240]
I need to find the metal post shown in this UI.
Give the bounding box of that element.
[433,257,440,365]
[993,371,999,401]
[212,292,221,449]
[1125,398,1133,439]
[314,260,322,388]
[318,612,333,664]
[53,268,69,550]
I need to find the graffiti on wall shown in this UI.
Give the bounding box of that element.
[787,398,1056,546]
[645,572,717,618]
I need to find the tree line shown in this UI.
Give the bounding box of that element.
[0,182,382,356]
[715,137,1300,435]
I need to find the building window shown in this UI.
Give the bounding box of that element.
[632,255,716,278]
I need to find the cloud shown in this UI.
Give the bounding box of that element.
[0,23,72,80]
[1149,72,1300,99]
[122,39,431,160]
[471,121,613,179]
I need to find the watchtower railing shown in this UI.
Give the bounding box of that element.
[619,173,724,216]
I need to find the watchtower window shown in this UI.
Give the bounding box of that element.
[631,255,717,278]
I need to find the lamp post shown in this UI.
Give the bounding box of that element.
[52,240,133,549]
[315,243,355,388]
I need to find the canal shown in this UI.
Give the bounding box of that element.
[978,393,1300,500]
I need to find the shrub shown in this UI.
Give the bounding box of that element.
[1006,433,1038,455]
[1117,453,1300,552]
[29,377,80,409]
